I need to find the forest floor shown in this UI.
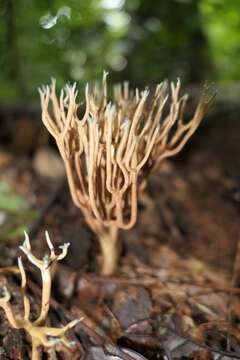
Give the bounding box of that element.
[0,105,240,359]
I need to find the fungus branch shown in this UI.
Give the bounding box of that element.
[0,232,80,360]
[39,73,214,274]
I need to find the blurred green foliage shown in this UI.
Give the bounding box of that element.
[200,0,240,83]
[0,0,240,102]
[0,181,37,240]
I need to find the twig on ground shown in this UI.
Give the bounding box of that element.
[227,236,240,351]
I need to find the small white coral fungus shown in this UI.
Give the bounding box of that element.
[0,232,81,359]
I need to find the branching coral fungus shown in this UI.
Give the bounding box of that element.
[39,72,214,274]
[0,231,80,360]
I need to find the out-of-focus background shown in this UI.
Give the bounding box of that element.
[1,0,240,102]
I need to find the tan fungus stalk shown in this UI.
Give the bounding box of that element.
[0,231,80,360]
[39,73,214,275]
